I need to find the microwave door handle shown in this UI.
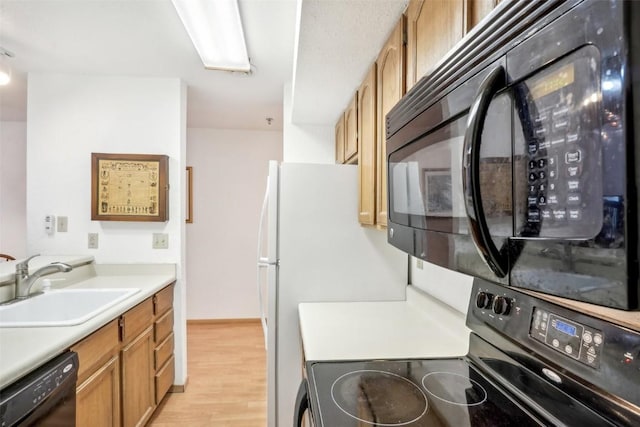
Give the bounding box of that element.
[463,65,509,278]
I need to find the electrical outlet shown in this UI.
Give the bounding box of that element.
[416,259,424,269]
[153,233,169,249]
[57,216,68,232]
[88,233,99,249]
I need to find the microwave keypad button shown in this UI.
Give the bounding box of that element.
[547,194,559,205]
[539,183,546,192]
[553,209,567,221]
[565,149,582,164]
[566,165,582,177]
[537,158,547,168]
[529,184,537,194]
[529,160,537,170]
[567,132,579,144]
[551,137,565,147]
[539,140,551,150]
[567,193,581,205]
[528,196,538,206]
[553,119,569,132]
[527,208,541,223]
[541,209,552,220]
[529,172,538,182]
[568,209,582,221]
[538,170,547,180]
[567,179,580,191]
[528,142,538,154]
[552,106,569,118]
[538,195,547,205]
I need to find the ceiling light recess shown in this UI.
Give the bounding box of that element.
[171,0,250,73]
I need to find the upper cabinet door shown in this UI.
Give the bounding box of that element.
[344,92,358,164]
[335,113,345,164]
[376,17,406,227]
[406,0,467,90]
[358,64,377,226]
[467,0,500,29]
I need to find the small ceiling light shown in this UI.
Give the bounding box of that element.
[171,0,250,73]
[0,47,14,86]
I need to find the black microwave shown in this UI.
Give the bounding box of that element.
[386,0,639,309]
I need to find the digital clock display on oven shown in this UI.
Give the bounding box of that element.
[553,319,577,336]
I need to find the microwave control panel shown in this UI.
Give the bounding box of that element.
[515,45,603,239]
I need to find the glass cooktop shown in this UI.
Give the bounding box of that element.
[307,358,543,427]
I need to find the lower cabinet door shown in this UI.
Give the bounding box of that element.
[76,355,120,427]
[121,326,155,427]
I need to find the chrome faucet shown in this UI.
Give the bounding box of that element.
[15,254,73,299]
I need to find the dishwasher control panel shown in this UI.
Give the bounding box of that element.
[0,351,78,427]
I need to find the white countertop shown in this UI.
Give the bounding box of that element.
[298,286,471,362]
[0,258,176,389]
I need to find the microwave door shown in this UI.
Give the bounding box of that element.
[463,66,514,279]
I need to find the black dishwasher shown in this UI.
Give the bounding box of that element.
[0,351,78,426]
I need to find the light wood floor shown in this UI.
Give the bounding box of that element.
[148,321,267,427]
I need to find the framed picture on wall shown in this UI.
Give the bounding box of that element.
[91,153,169,222]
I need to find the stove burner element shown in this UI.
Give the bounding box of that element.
[330,369,428,426]
[421,371,487,406]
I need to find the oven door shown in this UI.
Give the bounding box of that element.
[387,78,513,285]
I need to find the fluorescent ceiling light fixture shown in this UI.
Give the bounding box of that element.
[172,0,250,72]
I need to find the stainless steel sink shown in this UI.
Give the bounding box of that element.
[0,288,140,327]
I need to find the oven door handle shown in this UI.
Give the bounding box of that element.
[294,379,309,427]
[463,65,509,278]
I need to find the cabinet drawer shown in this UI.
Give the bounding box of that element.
[72,320,119,384]
[154,284,174,316]
[154,308,173,344]
[155,355,175,404]
[121,298,153,345]
[155,332,174,370]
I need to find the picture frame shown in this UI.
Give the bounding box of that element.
[423,168,453,217]
[186,166,193,223]
[91,153,169,222]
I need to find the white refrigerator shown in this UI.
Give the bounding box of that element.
[257,161,408,427]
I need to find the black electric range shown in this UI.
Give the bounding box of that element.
[303,280,640,427]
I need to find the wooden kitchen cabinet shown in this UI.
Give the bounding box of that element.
[335,113,346,164]
[73,320,120,427]
[344,93,358,164]
[120,299,155,427]
[376,17,406,227]
[153,284,175,404]
[405,0,467,90]
[70,283,175,427]
[468,0,500,30]
[357,63,377,226]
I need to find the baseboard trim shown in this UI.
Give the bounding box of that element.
[169,376,188,393]
[187,318,261,325]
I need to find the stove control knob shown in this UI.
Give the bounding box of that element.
[476,292,494,309]
[492,296,512,316]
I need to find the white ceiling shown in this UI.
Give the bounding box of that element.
[0,0,407,132]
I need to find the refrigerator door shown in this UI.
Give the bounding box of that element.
[273,163,407,427]
[262,160,279,427]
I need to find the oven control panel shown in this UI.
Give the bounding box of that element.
[530,307,603,368]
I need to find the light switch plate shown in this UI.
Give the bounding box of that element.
[153,233,169,249]
[416,259,424,269]
[88,233,99,249]
[57,216,68,232]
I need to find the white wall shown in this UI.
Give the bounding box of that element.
[0,121,27,258]
[282,83,334,163]
[186,128,282,319]
[410,257,473,314]
[26,73,188,385]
